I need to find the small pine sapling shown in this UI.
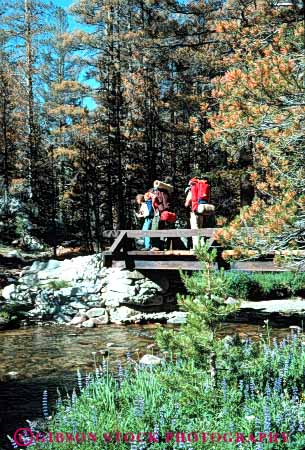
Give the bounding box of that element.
[157,242,240,380]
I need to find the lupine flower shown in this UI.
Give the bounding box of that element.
[71,419,77,435]
[244,405,252,416]
[134,396,145,417]
[171,403,180,428]
[263,345,270,359]
[126,351,132,364]
[265,382,271,399]
[275,413,283,427]
[292,386,299,402]
[159,408,166,427]
[95,366,101,378]
[238,379,244,392]
[290,417,296,433]
[102,358,108,373]
[273,375,282,394]
[92,409,97,427]
[255,416,261,431]
[263,405,271,432]
[244,384,250,400]
[249,378,255,398]
[20,430,33,447]
[221,378,227,401]
[25,420,36,432]
[56,393,62,409]
[243,338,253,357]
[153,423,160,443]
[138,441,147,450]
[77,369,82,391]
[42,390,48,418]
[71,388,77,405]
[117,362,124,385]
[7,434,19,449]
[298,421,304,432]
[273,337,278,349]
[130,443,138,450]
[85,373,91,387]
[283,359,290,381]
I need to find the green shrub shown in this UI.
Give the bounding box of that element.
[46,280,71,290]
[225,272,305,300]
[0,310,10,320]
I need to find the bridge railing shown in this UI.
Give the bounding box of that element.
[101,228,304,272]
[102,228,225,269]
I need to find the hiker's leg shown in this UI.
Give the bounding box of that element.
[151,214,160,249]
[198,214,205,247]
[190,212,199,249]
[142,218,152,249]
[158,218,165,250]
[165,221,175,250]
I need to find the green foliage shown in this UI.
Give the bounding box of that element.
[156,243,240,363]
[0,310,10,320]
[225,272,305,300]
[35,332,305,450]
[46,280,71,290]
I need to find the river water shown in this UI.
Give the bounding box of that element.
[0,322,296,448]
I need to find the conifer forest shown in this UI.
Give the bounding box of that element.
[0,0,303,253]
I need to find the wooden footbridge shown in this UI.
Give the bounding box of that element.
[102,229,296,272]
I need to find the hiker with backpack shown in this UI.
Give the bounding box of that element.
[149,178,176,251]
[185,176,214,249]
[135,193,154,250]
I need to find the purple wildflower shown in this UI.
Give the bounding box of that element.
[42,390,48,418]
[117,361,124,385]
[263,405,271,432]
[292,386,299,402]
[134,396,145,417]
[221,378,228,401]
[77,369,82,391]
[244,383,250,400]
[249,378,255,398]
[71,388,77,405]
[7,435,19,449]
[265,381,271,399]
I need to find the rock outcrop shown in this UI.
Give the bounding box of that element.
[0,253,181,327]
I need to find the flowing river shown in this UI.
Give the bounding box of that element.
[0,322,295,449]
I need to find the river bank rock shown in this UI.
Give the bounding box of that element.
[3,252,304,328]
[0,253,176,326]
[139,354,164,366]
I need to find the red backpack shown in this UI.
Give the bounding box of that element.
[190,178,210,212]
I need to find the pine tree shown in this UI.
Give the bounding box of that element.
[157,242,239,377]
